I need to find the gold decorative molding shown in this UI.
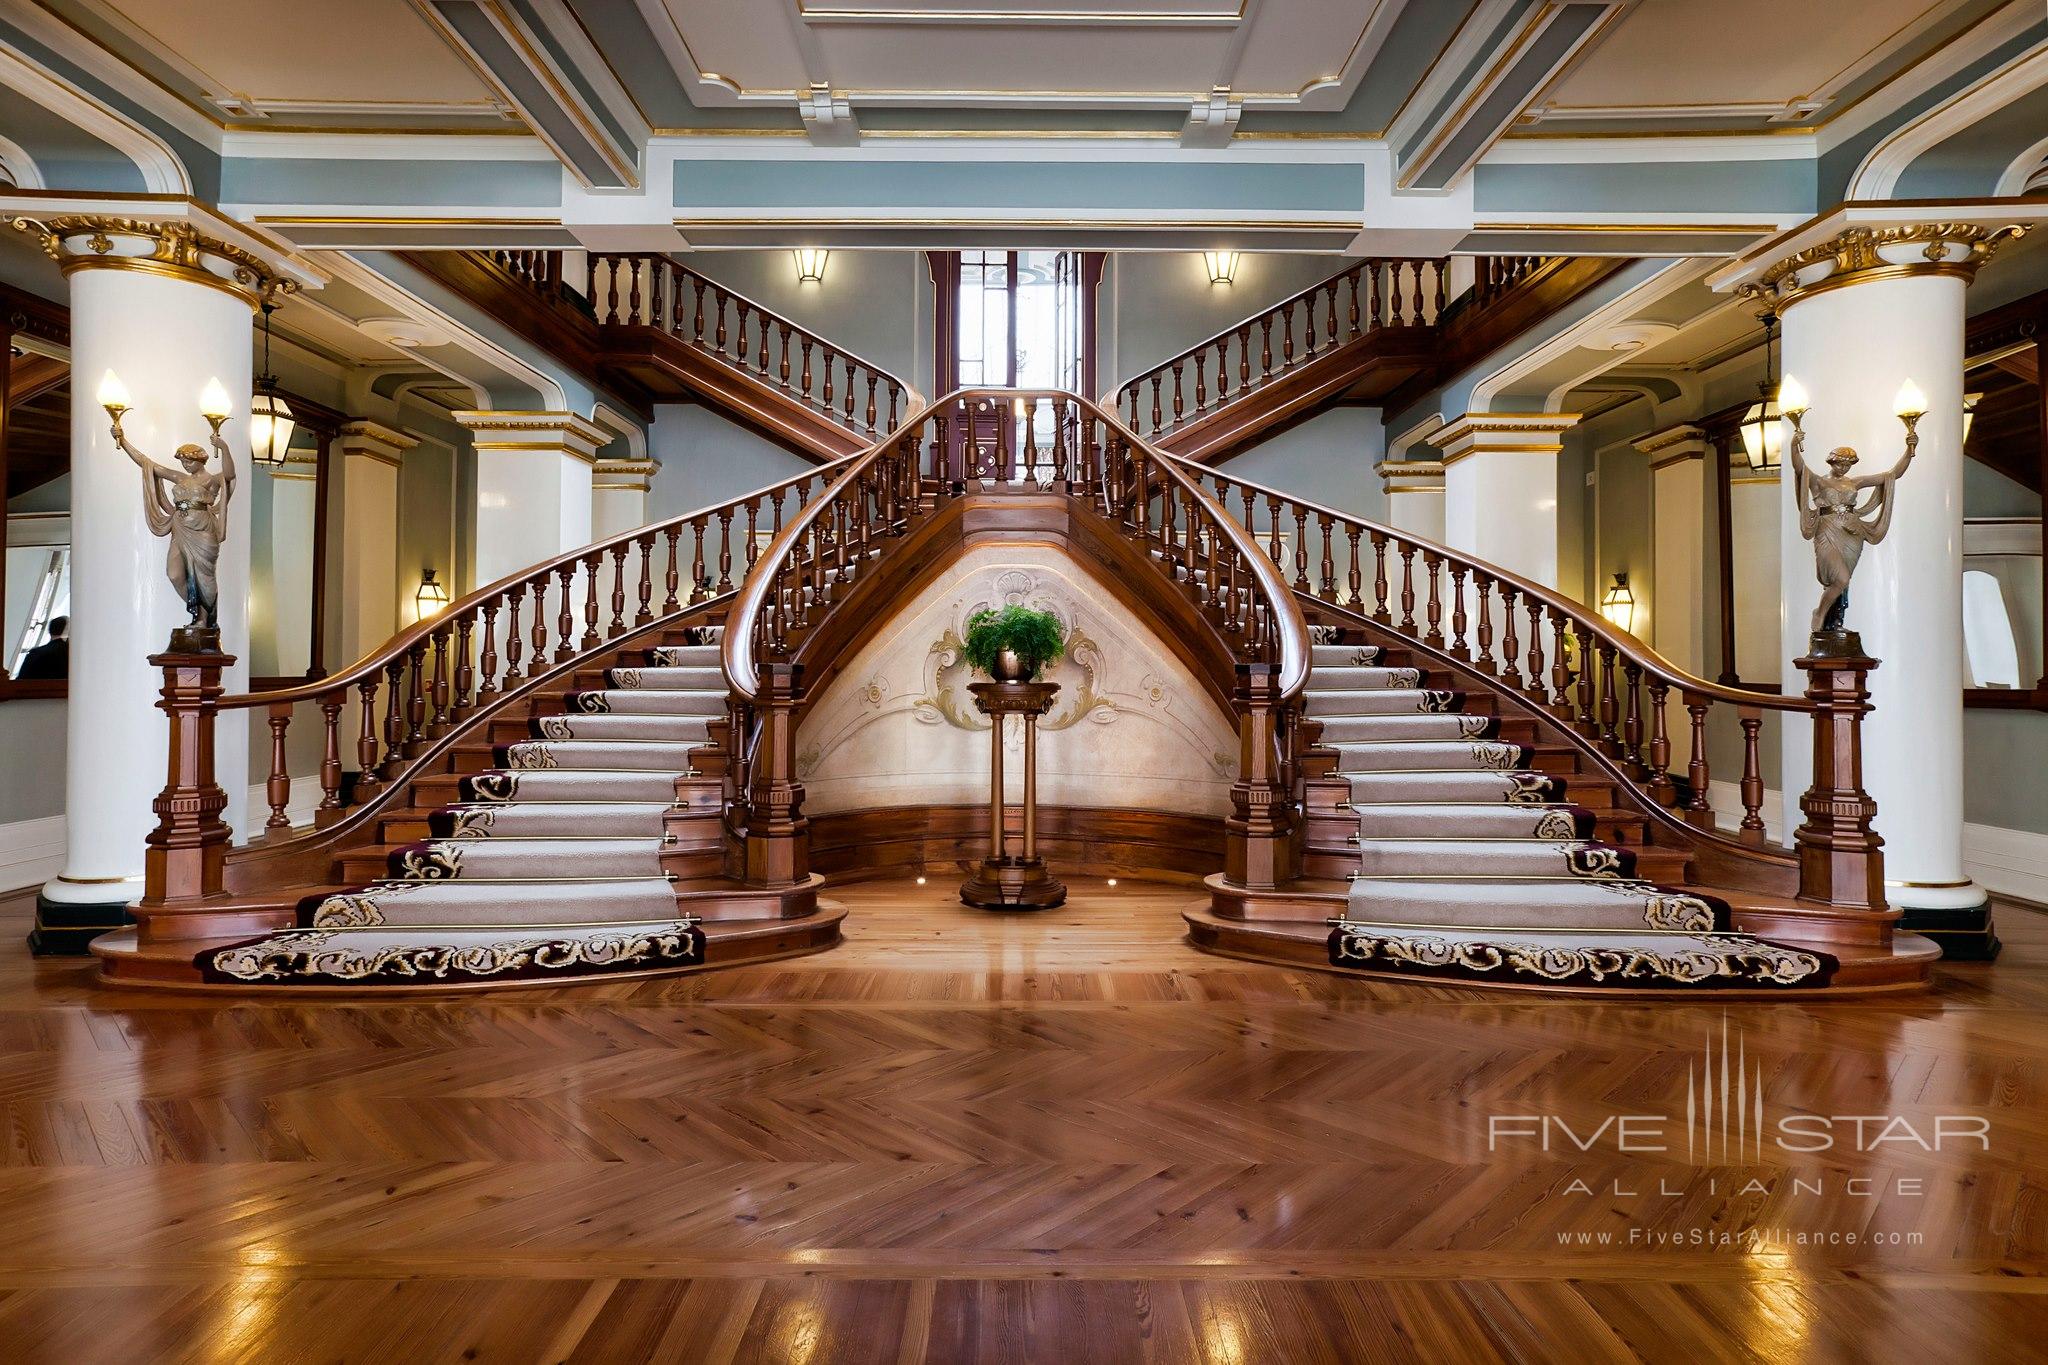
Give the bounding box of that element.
[1739,222,2030,311]
[1429,412,1579,467]
[8,214,297,309]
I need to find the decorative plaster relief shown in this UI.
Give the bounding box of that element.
[799,545,1236,817]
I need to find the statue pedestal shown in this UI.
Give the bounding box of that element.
[960,681,1066,911]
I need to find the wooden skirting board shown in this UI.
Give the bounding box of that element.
[810,805,1224,885]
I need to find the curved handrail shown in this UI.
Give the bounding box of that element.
[1182,457,1810,714]
[591,253,922,438]
[1172,455,1813,843]
[1107,257,1448,440]
[724,388,1309,706]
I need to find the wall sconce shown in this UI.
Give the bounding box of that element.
[792,248,829,284]
[1202,250,1239,286]
[97,370,131,421]
[1962,392,1981,444]
[415,568,449,619]
[1600,572,1635,633]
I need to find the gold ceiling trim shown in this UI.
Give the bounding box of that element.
[9,214,296,308]
[1740,221,2030,311]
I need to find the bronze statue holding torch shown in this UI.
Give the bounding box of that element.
[102,375,237,650]
[1784,377,1922,640]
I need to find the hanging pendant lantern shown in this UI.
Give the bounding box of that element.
[249,301,296,468]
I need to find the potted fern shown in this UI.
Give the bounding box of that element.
[963,605,1066,682]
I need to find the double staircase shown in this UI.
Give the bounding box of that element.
[94,248,1938,994]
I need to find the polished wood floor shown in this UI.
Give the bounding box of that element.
[0,878,2043,1361]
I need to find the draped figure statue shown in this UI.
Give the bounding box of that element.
[113,417,236,640]
[1790,416,1916,637]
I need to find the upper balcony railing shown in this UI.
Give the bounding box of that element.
[589,253,918,442]
[1111,258,1450,443]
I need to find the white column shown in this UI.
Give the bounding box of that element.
[264,454,319,677]
[1375,458,1444,542]
[333,421,415,661]
[1431,412,1577,588]
[1728,467,1781,686]
[457,412,607,583]
[1639,424,1709,673]
[1766,226,2003,915]
[30,221,266,918]
[592,459,655,539]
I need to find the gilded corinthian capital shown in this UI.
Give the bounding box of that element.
[8,214,296,309]
[1738,221,2028,312]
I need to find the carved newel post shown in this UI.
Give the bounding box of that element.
[961,680,1066,910]
[1791,632,1889,928]
[744,662,810,888]
[1226,662,1292,891]
[138,649,234,930]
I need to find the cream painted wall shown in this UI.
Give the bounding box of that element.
[1650,454,1708,673]
[798,543,1236,817]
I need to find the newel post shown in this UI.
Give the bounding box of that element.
[744,662,810,888]
[1226,662,1292,891]
[140,650,235,909]
[1791,634,1887,918]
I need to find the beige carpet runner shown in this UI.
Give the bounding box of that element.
[201,640,726,986]
[1314,643,1830,988]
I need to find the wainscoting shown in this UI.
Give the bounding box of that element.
[809,805,1225,885]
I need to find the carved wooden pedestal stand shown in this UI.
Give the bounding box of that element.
[960,680,1066,910]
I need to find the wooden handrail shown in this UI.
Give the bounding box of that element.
[590,253,921,440]
[1108,257,1449,441]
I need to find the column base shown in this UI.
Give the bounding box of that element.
[1894,897,2000,961]
[960,858,1066,911]
[29,894,136,956]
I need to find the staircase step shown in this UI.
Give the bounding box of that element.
[531,712,717,742]
[307,876,684,929]
[424,800,676,839]
[1327,922,1832,989]
[449,769,691,804]
[1329,739,1528,772]
[1314,714,1495,743]
[610,664,723,689]
[1356,838,1637,879]
[1298,686,1463,715]
[1305,671,1424,699]
[1344,876,1730,933]
[499,739,703,771]
[566,688,727,715]
[1310,643,1384,667]
[204,918,706,986]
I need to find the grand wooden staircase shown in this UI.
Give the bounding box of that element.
[93,249,1938,993]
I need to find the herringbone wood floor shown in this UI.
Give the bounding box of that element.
[0,879,2043,1363]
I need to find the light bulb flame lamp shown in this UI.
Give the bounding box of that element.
[792,248,828,283]
[97,370,131,419]
[199,378,233,421]
[1778,375,1810,417]
[1202,250,1239,286]
[1893,379,1927,420]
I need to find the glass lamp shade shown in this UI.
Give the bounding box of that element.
[1963,393,1981,443]
[1739,395,1783,471]
[249,389,296,467]
[415,568,449,619]
[1202,250,1239,285]
[1600,573,1635,633]
[792,248,828,283]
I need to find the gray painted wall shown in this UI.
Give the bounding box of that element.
[647,403,813,524]
[1106,253,1341,388]
[675,251,926,395]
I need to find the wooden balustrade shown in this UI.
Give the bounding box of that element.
[589,253,913,441]
[1183,462,1855,885]
[141,462,852,880]
[1112,257,1449,442]
[722,387,1310,886]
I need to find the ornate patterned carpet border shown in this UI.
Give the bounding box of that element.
[201,920,706,986]
[1326,922,1832,989]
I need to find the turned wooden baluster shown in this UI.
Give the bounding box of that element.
[1573,626,1598,736]
[555,565,579,662]
[609,544,629,637]
[316,696,344,825]
[759,314,772,377]
[1292,506,1310,592]
[1622,661,1645,772]
[663,525,683,611]
[1346,527,1364,610]
[1367,531,1387,619]
[718,509,736,591]
[1423,550,1443,644]
[354,680,383,800]
[1472,574,1494,671]
[690,519,707,600]
[1447,565,1469,659]
[1259,317,1274,377]
[528,574,549,669]
[264,703,292,833]
[1684,697,1714,826]
[1319,515,1335,600]
[1646,681,1675,804]
[1150,376,1164,432]
[379,660,406,775]
[454,617,476,713]
[1498,585,1520,687]
[430,627,451,730]
[821,348,836,411]
[502,587,525,684]
[713,287,729,351]
[1302,295,1317,353]
[1237,326,1252,389]
[1738,707,1766,844]
[1193,353,1207,413]
[735,299,752,364]
[580,554,602,651]
[1214,339,1230,401]
[866,375,879,433]
[404,641,429,750]
[1396,543,1414,630]
[1279,302,1296,368]
[1524,599,1546,701]
[1596,643,1620,751]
